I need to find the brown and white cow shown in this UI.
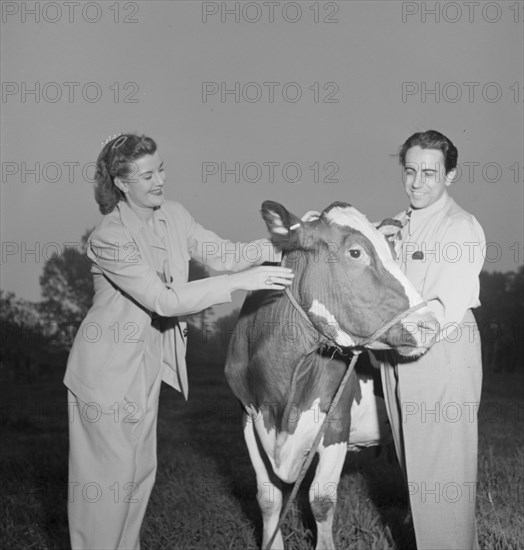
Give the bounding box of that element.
[225,201,437,550]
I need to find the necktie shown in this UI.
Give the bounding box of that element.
[403,209,412,231]
[391,210,410,262]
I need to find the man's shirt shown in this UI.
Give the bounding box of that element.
[396,192,485,340]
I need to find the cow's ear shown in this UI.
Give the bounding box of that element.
[261,201,302,248]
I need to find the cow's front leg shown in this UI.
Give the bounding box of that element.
[309,440,347,550]
[243,413,284,550]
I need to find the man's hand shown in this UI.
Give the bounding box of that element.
[301,210,321,222]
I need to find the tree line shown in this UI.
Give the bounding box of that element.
[1,232,522,380]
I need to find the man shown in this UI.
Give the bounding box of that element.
[379,130,485,549]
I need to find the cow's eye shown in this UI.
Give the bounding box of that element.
[347,245,370,266]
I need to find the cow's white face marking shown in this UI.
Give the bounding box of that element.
[309,299,356,347]
[324,206,422,307]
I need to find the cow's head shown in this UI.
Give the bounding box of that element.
[261,200,437,357]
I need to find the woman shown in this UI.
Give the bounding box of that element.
[64,133,294,549]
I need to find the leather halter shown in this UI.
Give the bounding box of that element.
[283,269,428,350]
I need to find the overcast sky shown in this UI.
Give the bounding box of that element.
[1,0,523,304]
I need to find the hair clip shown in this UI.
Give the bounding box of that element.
[100,133,123,147]
[289,223,301,231]
[111,135,128,150]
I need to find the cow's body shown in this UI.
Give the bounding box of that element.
[225,202,437,549]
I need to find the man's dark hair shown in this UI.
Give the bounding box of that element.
[399,130,458,174]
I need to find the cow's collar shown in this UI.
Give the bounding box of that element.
[284,287,319,332]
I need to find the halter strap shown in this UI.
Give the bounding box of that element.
[281,253,427,349]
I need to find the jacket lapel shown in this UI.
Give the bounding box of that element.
[117,201,167,264]
[117,200,189,400]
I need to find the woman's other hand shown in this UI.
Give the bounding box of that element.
[227,266,294,292]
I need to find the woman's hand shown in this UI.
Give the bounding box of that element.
[227,266,294,292]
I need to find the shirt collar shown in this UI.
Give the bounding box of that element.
[116,200,167,235]
[406,191,450,234]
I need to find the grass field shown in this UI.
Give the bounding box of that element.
[0,348,522,549]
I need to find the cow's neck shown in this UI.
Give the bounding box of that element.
[282,252,338,350]
[274,283,321,354]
